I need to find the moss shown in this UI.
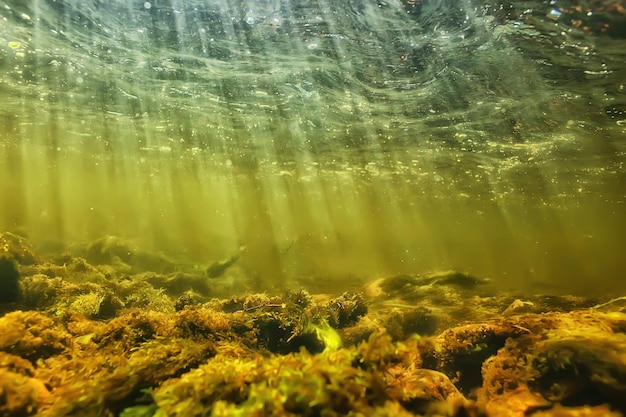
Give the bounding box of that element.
[285,288,313,309]
[304,320,343,352]
[173,291,202,311]
[385,307,439,340]
[20,275,65,310]
[1,296,625,417]
[0,369,49,416]
[325,292,368,329]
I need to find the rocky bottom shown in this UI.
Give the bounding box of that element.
[1,232,625,417]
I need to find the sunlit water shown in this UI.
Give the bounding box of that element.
[1,0,624,294]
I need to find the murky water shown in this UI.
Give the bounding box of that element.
[1,0,624,294]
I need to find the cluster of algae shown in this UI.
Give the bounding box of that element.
[1,231,626,417]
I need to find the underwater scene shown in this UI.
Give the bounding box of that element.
[0,0,625,415]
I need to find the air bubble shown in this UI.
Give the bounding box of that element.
[547,9,562,20]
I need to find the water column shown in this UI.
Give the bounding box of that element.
[1,0,625,293]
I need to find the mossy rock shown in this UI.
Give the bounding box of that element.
[0,232,39,265]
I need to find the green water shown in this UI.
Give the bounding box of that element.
[1,0,624,294]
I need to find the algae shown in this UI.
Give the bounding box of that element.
[1,232,625,417]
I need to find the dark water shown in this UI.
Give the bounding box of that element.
[0,0,624,294]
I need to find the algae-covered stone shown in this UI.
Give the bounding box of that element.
[0,232,39,265]
[325,292,368,328]
[84,236,177,273]
[68,290,124,319]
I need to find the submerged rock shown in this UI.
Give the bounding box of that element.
[0,232,39,266]
[0,255,21,304]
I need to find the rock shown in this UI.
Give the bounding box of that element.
[0,255,21,303]
[0,232,39,265]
